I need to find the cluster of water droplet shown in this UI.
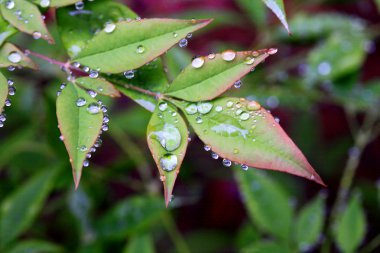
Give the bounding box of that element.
[0,79,16,128]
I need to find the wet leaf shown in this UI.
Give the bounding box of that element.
[56,82,104,188]
[147,100,188,206]
[57,0,138,58]
[123,234,156,253]
[96,196,165,239]
[31,0,79,8]
[0,43,38,69]
[236,169,294,241]
[75,77,121,97]
[262,0,289,33]
[7,240,63,253]
[73,18,212,73]
[0,71,7,114]
[0,15,17,46]
[117,86,157,112]
[295,194,325,250]
[178,97,324,185]
[335,194,366,253]
[0,168,58,247]
[165,49,273,102]
[0,0,53,43]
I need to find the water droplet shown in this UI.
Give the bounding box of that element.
[104,22,116,33]
[101,105,108,113]
[0,114,6,122]
[83,159,89,167]
[158,102,168,111]
[241,164,248,171]
[185,104,197,115]
[102,124,109,131]
[186,33,193,39]
[87,90,97,98]
[136,45,145,54]
[234,80,242,88]
[32,31,42,39]
[60,83,66,90]
[75,1,84,10]
[204,145,211,151]
[86,153,92,158]
[222,158,232,167]
[5,99,11,107]
[124,70,135,79]
[215,106,223,112]
[240,112,250,121]
[39,0,50,8]
[267,48,278,55]
[173,32,178,38]
[191,57,205,68]
[195,116,203,124]
[87,103,100,114]
[83,66,90,72]
[160,154,178,172]
[222,50,236,61]
[89,70,99,78]
[247,101,261,111]
[5,0,15,9]
[211,152,219,159]
[103,115,109,123]
[318,61,331,76]
[7,66,15,71]
[79,145,87,152]
[244,56,255,65]
[94,138,102,148]
[197,102,213,114]
[76,98,86,107]
[233,148,239,154]
[151,124,181,151]
[235,109,243,115]
[8,52,21,63]
[208,53,216,60]
[72,62,80,68]
[179,39,188,48]
[8,86,16,96]
[226,101,234,107]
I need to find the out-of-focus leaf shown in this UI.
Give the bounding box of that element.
[75,77,121,97]
[0,71,7,113]
[177,97,324,185]
[235,224,260,250]
[56,82,103,188]
[0,168,58,247]
[377,0,380,12]
[165,49,272,101]
[236,0,266,26]
[117,86,157,112]
[112,106,151,137]
[57,0,138,58]
[165,46,192,80]
[335,194,367,253]
[262,0,289,33]
[0,43,38,69]
[147,101,188,206]
[7,240,63,253]
[242,241,291,253]
[96,196,165,239]
[73,18,212,73]
[123,234,155,253]
[236,169,294,241]
[31,0,79,7]
[295,194,325,250]
[0,0,53,43]
[186,230,231,253]
[0,15,17,46]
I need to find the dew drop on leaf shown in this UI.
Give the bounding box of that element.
[208,53,216,60]
[124,70,135,79]
[136,45,145,54]
[158,102,168,111]
[215,106,223,112]
[104,22,116,33]
[172,32,178,38]
[5,0,15,10]
[76,98,86,107]
[240,112,250,121]
[151,124,181,152]
[33,31,42,39]
[267,48,278,55]
[83,159,89,167]
[197,102,213,114]
[191,57,205,69]
[222,50,236,61]
[160,154,178,172]
[79,145,87,152]
[244,56,255,65]
[247,101,261,111]
[185,104,197,115]
[39,0,50,8]
[7,52,21,63]
[75,1,84,10]
[179,39,188,48]
[89,70,99,79]
[204,145,211,151]
[8,86,16,96]
[211,152,219,159]
[222,158,232,167]
[234,80,242,88]
[87,103,100,114]
[195,116,203,124]
[241,164,249,171]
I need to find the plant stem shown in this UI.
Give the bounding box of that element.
[26,50,70,69]
[162,211,191,253]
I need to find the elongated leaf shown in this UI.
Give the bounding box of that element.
[0,15,17,46]
[335,194,366,253]
[0,168,58,247]
[57,0,138,58]
[262,0,289,33]
[73,18,212,73]
[123,234,155,253]
[75,77,120,97]
[147,101,188,206]
[0,71,7,114]
[0,43,38,69]
[56,82,104,188]
[295,194,325,250]
[117,86,157,112]
[376,0,380,13]
[32,0,79,8]
[7,240,63,253]
[0,0,53,43]
[96,196,165,239]
[242,241,291,253]
[165,49,273,101]
[236,0,266,26]
[177,97,324,185]
[236,169,294,241]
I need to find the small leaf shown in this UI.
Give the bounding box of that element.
[56,82,104,188]
[123,234,156,253]
[96,196,165,239]
[236,169,294,241]
[73,18,212,73]
[262,0,290,33]
[0,168,58,247]
[165,49,273,102]
[0,71,8,113]
[7,240,63,253]
[0,15,17,46]
[295,194,325,250]
[31,0,79,8]
[75,77,121,97]
[0,0,53,43]
[0,43,38,69]
[147,100,188,206]
[57,0,138,58]
[335,194,367,253]
[117,86,157,112]
[178,97,325,185]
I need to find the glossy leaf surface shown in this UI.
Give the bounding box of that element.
[75,77,121,97]
[0,15,17,46]
[31,0,79,7]
[262,0,289,32]
[117,86,157,112]
[0,43,38,69]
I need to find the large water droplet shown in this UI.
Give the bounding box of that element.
[39,0,50,8]
[197,102,213,114]
[8,52,21,63]
[158,102,168,111]
[191,57,204,69]
[75,1,84,10]
[152,124,181,152]
[185,104,197,115]
[89,70,99,78]
[124,70,135,79]
[33,31,42,39]
[5,0,15,9]
[240,112,250,121]
[222,50,236,61]
[83,159,89,167]
[87,103,100,114]
[104,22,116,33]
[160,154,178,172]
[76,97,86,107]
[247,101,261,111]
[267,48,278,55]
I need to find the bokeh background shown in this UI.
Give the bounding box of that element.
[0,0,380,252]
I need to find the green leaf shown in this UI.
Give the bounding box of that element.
[178,97,324,185]
[56,82,104,188]
[123,234,156,253]
[0,43,38,69]
[147,101,188,206]
[0,168,58,247]
[295,194,325,250]
[236,169,294,241]
[335,194,367,253]
[165,49,273,101]
[96,196,165,239]
[31,0,79,7]
[73,18,212,73]
[236,0,266,26]
[0,0,53,43]
[262,0,289,33]
[57,0,138,58]
[75,77,121,97]
[0,15,17,46]
[376,0,380,13]
[242,241,291,253]
[7,240,63,253]
[117,86,157,112]
[0,71,8,114]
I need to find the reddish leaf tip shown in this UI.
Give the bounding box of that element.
[72,170,82,190]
